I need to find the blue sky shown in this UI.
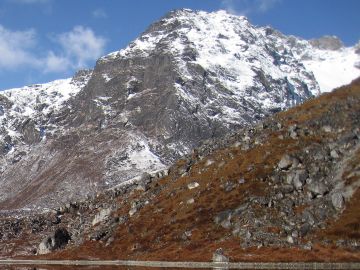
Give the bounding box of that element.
[0,0,359,90]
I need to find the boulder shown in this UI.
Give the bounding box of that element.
[288,125,299,139]
[278,154,299,170]
[308,181,328,196]
[287,235,294,244]
[286,169,308,189]
[331,192,345,210]
[212,248,229,263]
[37,228,71,255]
[299,223,311,237]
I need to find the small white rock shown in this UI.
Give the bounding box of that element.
[129,208,137,217]
[322,125,332,133]
[188,182,200,190]
[187,198,195,204]
[287,235,294,244]
[205,159,214,167]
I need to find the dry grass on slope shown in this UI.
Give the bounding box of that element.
[46,78,360,262]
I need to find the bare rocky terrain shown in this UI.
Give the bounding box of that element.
[0,78,359,262]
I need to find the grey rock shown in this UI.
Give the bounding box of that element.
[302,211,316,226]
[238,178,245,184]
[287,235,294,244]
[286,169,308,189]
[302,242,313,250]
[299,223,311,237]
[291,230,299,238]
[212,248,229,263]
[135,183,148,192]
[222,181,235,192]
[330,150,339,159]
[281,184,294,194]
[322,125,332,133]
[181,230,192,241]
[19,119,42,145]
[214,210,232,229]
[92,208,112,226]
[233,203,249,215]
[275,192,284,200]
[310,36,344,51]
[288,125,299,139]
[139,172,152,184]
[89,229,109,241]
[307,181,328,196]
[37,228,71,255]
[129,207,138,217]
[331,192,345,210]
[278,154,299,170]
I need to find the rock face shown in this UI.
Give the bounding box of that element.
[0,9,359,211]
[310,36,344,51]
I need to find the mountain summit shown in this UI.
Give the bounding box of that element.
[0,9,359,211]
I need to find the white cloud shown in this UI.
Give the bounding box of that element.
[221,0,237,14]
[221,0,281,15]
[0,25,40,69]
[257,0,281,12]
[0,24,106,74]
[43,51,71,73]
[56,26,107,68]
[92,8,107,19]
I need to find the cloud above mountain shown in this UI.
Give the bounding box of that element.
[0,24,106,73]
[221,0,281,15]
[47,26,107,72]
[0,25,40,69]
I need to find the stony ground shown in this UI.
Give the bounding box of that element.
[1,78,360,262]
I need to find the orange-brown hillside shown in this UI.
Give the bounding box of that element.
[35,78,360,262]
[2,78,358,262]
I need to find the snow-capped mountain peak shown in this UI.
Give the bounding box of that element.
[0,9,359,211]
[103,9,359,94]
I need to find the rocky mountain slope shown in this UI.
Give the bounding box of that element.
[0,9,359,211]
[1,78,359,261]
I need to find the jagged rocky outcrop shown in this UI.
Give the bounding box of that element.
[310,35,344,51]
[0,9,359,211]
